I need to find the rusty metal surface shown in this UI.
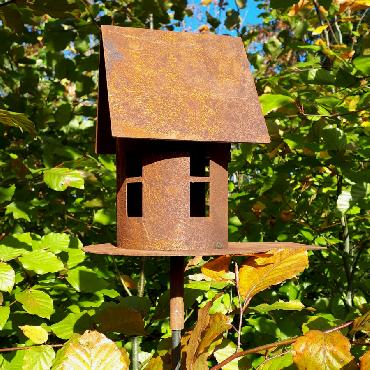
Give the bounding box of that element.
[84,242,323,256]
[116,139,229,254]
[97,26,269,153]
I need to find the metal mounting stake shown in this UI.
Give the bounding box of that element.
[170,256,185,370]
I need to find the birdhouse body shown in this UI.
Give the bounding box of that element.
[116,139,230,254]
[85,26,311,256]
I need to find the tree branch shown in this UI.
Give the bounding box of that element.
[0,344,63,353]
[209,321,353,370]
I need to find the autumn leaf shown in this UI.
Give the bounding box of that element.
[184,300,231,370]
[238,249,308,301]
[201,256,231,281]
[52,330,130,370]
[288,0,312,16]
[292,330,356,370]
[350,310,370,334]
[360,351,370,370]
[334,0,370,12]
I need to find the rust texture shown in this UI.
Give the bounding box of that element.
[96,26,269,154]
[170,257,185,330]
[115,139,230,254]
[84,242,323,256]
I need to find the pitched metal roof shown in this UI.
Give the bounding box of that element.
[96,26,269,153]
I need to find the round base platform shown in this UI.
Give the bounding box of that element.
[84,242,323,256]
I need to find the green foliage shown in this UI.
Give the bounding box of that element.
[0,0,369,368]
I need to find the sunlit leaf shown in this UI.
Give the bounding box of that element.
[0,184,15,203]
[0,109,36,136]
[15,289,54,319]
[292,330,356,369]
[258,352,294,370]
[23,345,55,370]
[0,306,10,330]
[250,300,305,313]
[0,262,15,292]
[259,94,296,115]
[20,325,49,344]
[351,310,370,334]
[19,250,64,274]
[5,201,31,221]
[52,330,130,370]
[360,351,370,370]
[201,256,231,281]
[43,168,84,191]
[312,24,328,35]
[238,249,308,301]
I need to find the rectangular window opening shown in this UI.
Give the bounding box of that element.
[126,152,142,177]
[190,154,210,177]
[190,182,210,217]
[127,182,142,217]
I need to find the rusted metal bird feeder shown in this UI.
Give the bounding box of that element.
[85,26,313,368]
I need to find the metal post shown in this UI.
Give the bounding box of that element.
[170,256,185,370]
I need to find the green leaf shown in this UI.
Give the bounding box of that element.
[43,168,84,191]
[51,312,90,340]
[0,109,36,136]
[0,235,31,262]
[67,248,85,268]
[93,208,116,225]
[259,94,296,115]
[66,267,108,293]
[258,352,294,369]
[214,340,239,370]
[0,262,15,292]
[15,289,54,319]
[39,233,70,253]
[19,250,64,274]
[353,56,370,75]
[0,184,15,203]
[20,325,49,344]
[5,201,31,221]
[251,300,305,313]
[0,306,10,329]
[23,345,55,370]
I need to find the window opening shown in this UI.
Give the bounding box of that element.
[126,152,142,177]
[190,182,210,217]
[127,182,142,217]
[190,154,210,177]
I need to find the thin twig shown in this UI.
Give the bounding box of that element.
[286,107,369,119]
[209,320,354,370]
[234,262,243,351]
[112,256,132,296]
[0,344,63,353]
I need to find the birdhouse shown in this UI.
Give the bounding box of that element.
[85,26,308,256]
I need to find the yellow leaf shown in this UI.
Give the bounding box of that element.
[351,310,370,334]
[360,351,370,370]
[184,301,231,370]
[20,325,48,344]
[292,331,356,370]
[201,256,231,281]
[312,24,328,35]
[334,0,370,12]
[288,0,312,16]
[238,249,308,301]
[52,330,130,370]
[120,274,137,289]
[201,0,212,5]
